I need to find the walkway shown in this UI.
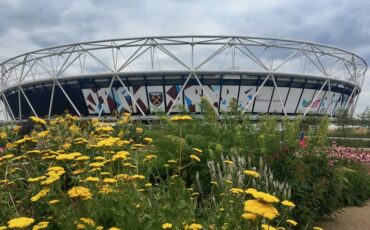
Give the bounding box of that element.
[316,201,370,230]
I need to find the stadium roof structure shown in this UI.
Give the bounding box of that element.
[0,35,367,121]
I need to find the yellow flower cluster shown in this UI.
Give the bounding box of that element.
[170,115,193,121]
[68,186,93,200]
[31,188,50,202]
[32,221,49,230]
[244,169,260,178]
[184,223,203,230]
[96,137,120,147]
[112,151,130,161]
[162,223,173,229]
[281,200,296,208]
[29,116,46,125]
[190,154,200,162]
[245,188,280,203]
[244,199,279,220]
[7,217,35,229]
[0,132,7,139]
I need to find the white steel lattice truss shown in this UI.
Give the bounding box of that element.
[0,36,367,121]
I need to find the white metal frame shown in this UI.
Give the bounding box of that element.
[0,36,366,121]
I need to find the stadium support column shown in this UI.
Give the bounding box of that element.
[1,93,15,121]
[193,72,219,116]
[303,80,328,117]
[48,81,56,119]
[115,75,146,116]
[19,87,38,117]
[56,80,81,117]
[18,87,21,120]
[271,75,287,116]
[350,88,360,116]
[98,76,115,117]
[242,74,271,115]
[344,88,356,112]
[166,72,192,116]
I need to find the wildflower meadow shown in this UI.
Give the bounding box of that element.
[1,104,370,230]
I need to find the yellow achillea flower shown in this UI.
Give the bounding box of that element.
[74,138,88,145]
[286,219,298,226]
[100,172,110,176]
[99,185,113,194]
[62,143,72,150]
[29,116,46,125]
[136,127,143,134]
[93,156,105,161]
[115,174,130,181]
[184,223,203,230]
[103,178,117,184]
[261,224,277,230]
[14,135,36,146]
[36,130,49,138]
[96,137,120,147]
[0,132,7,139]
[32,221,49,230]
[167,160,177,164]
[0,226,7,230]
[85,177,100,182]
[108,227,121,230]
[145,183,152,187]
[26,150,41,155]
[0,154,14,161]
[89,162,105,168]
[79,218,95,227]
[112,151,130,161]
[73,169,85,175]
[192,148,202,154]
[244,199,279,220]
[281,200,296,208]
[145,154,157,161]
[313,227,324,230]
[131,174,145,180]
[224,160,233,165]
[7,217,35,229]
[27,176,46,183]
[170,115,193,121]
[190,155,200,162]
[68,186,92,200]
[246,189,280,203]
[96,126,113,132]
[69,125,80,133]
[229,188,244,194]
[31,188,50,202]
[40,166,66,185]
[132,143,145,148]
[143,137,153,143]
[243,170,260,178]
[76,156,90,161]
[48,199,60,205]
[162,223,173,229]
[241,212,257,220]
[56,152,81,161]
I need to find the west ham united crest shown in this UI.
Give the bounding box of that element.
[149,92,163,106]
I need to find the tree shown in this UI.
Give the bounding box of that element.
[359,107,370,135]
[336,108,352,139]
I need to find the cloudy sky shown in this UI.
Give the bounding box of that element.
[0,0,369,114]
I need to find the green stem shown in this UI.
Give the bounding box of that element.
[178,125,183,176]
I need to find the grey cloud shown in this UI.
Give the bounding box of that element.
[0,0,370,113]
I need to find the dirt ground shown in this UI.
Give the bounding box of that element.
[315,201,370,230]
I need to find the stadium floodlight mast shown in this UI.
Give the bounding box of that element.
[0,36,367,122]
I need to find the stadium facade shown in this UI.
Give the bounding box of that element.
[0,36,367,121]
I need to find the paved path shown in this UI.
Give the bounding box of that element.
[316,201,370,230]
